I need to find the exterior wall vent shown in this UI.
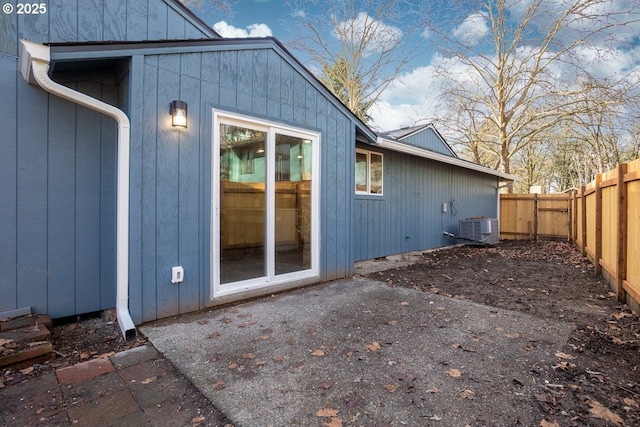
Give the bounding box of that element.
[459,218,499,245]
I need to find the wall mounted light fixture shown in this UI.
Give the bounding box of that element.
[170,100,187,128]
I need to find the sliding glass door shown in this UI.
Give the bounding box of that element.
[212,112,319,298]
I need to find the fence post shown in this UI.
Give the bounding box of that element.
[580,185,587,256]
[616,163,628,303]
[595,173,603,274]
[533,193,539,240]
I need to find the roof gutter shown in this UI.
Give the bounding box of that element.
[375,136,518,181]
[19,40,136,340]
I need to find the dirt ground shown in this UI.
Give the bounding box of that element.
[2,240,639,426]
[370,240,640,426]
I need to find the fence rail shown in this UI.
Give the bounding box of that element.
[500,157,640,312]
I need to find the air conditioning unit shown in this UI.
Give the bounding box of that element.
[459,218,499,245]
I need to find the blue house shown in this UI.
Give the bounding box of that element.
[0,0,515,338]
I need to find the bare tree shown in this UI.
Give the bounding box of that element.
[285,0,418,123]
[425,0,640,183]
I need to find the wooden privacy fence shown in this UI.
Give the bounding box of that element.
[500,193,571,240]
[500,158,640,311]
[570,158,640,310]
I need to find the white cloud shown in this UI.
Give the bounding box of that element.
[452,13,489,46]
[332,12,403,54]
[213,21,273,38]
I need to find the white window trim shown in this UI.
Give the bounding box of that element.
[211,110,321,299]
[355,148,384,196]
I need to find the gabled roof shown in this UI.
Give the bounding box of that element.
[381,123,458,158]
[48,36,377,144]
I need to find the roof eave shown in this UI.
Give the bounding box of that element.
[374,137,518,181]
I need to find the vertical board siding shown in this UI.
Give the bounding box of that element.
[178,74,202,314]
[3,0,216,58]
[154,68,181,319]
[400,128,455,157]
[0,57,18,311]
[140,60,159,322]
[127,56,145,324]
[354,148,498,261]
[16,80,49,313]
[47,96,77,317]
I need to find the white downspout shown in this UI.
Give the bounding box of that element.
[19,40,136,340]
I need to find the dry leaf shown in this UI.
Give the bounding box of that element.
[588,399,623,425]
[260,334,270,340]
[319,382,332,389]
[219,317,232,324]
[141,376,157,384]
[400,301,410,306]
[99,352,115,359]
[312,349,325,357]
[387,320,399,326]
[540,420,560,427]
[323,418,343,427]
[426,387,439,393]
[555,351,575,360]
[459,389,476,400]
[241,352,256,359]
[207,332,221,339]
[212,380,225,390]
[384,384,398,393]
[273,355,283,362]
[624,397,639,408]
[80,351,91,360]
[365,341,381,352]
[20,366,34,375]
[0,338,14,347]
[255,360,266,366]
[316,407,340,418]
[197,320,209,325]
[447,368,462,378]
[505,333,520,339]
[228,363,238,369]
[191,415,206,425]
[239,320,256,328]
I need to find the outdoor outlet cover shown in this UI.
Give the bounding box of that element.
[171,266,184,284]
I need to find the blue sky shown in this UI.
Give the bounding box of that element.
[189,0,640,133]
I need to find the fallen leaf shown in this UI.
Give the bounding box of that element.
[555,351,575,360]
[365,341,381,352]
[540,420,560,427]
[207,332,221,339]
[624,397,639,408]
[588,399,623,425]
[429,415,442,421]
[191,415,206,425]
[446,368,462,378]
[19,367,34,375]
[273,355,283,362]
[219,317,232,324]
[80,351,91,360]
[554,361,576,370]
[323,418,343,427]
[400,301,410,306]
[255,360,266,366]
[141,376,157,384]
[458,388,476,399]
[316,407,340,417]
[260,334,270,340]
[0,338,14,347]
[312,349,325,357]
[319,382,332,389]
[197,320,209,325]
[612,311,632,320]
[384,383,398,393]
[239,320,256,328]
[241,352,256,359]
[212,380,225,390]
[505,333,520,339]
[99,352,115,359]
[228,363,238,369]
[387,320,399,326]
[426,387,439,393]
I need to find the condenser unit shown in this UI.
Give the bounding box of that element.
[459,218,499,245]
